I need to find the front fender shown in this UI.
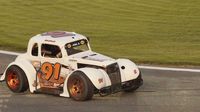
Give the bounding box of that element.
[77,68,111,89]
[60,68,111,97]
[1,59,37,93]
[117,59,140,82]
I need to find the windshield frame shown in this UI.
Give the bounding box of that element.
[65,39,90,56]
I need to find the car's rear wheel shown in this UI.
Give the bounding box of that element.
[5,65,29,93]
[67,71,94,101]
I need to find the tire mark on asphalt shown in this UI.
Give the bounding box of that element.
[0,83,10,112]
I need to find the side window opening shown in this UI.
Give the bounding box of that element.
[41,44,62,58]
[31,43,38,56]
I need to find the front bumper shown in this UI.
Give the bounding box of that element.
[122,72,143,91]
[99,72,143,96]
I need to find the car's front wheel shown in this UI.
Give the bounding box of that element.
[5,65,29,93]
[67,71,94,101]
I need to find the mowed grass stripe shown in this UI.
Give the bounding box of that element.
[87,0,194,16]
[76,0,200,30]
[0,0,199,65]
[0,1,198,34]
[0,0,194,28]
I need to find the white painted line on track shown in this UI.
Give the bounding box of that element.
[139,66,200,73]
[0,50,22,56]
[0,50,200,73]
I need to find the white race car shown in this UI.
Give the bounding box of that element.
[0,31,143,101]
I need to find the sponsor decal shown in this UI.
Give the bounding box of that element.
[98,78,103,84]
[36,62,64,87]
[80,40,85,45]
[44,40,56,43]
[67,44,72,48]
[133,69,137,74]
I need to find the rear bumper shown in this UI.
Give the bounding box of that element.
[99,72,143,96]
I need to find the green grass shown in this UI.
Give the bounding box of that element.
[0,0,200,66]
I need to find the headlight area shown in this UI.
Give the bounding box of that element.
[98,62,143,96]
[98,63,121,96]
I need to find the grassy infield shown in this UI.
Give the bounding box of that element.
[0,0,200,66]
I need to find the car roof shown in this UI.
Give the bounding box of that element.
[30,31,88,46]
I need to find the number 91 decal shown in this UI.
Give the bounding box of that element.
[37,62,61,81]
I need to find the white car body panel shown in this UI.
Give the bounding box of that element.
[2,57,38,93]
[60,67,111,97]
[0,31,142,98]
[117,59,140,82]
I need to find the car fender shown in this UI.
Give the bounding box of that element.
[1,59,37,93]
[117,59,140,82]
[60,67,111,97]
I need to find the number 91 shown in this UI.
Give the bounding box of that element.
[38,62,61,80]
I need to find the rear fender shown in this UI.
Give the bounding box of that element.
[1,60,37,93]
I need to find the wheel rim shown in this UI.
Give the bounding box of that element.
[69,78,84,98]
[7,71,20,90]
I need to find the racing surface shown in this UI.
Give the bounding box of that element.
[0,53,200,112]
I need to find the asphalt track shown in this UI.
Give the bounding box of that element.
[0,53,200,112]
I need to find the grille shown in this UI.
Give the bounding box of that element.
[106,63,121,92]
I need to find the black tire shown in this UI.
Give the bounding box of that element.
[5,65,29,93]
[67,71,94,101]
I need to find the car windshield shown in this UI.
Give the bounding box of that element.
[65,39,89,55]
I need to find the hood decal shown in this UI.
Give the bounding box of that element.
[71,51,114,62]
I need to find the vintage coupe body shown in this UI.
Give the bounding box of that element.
[0,31,143,101]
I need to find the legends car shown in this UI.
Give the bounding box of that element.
[0,31,143,101]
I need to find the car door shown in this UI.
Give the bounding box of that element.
[37,43,69,94]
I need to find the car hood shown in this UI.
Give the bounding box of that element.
[69,51,115,62]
